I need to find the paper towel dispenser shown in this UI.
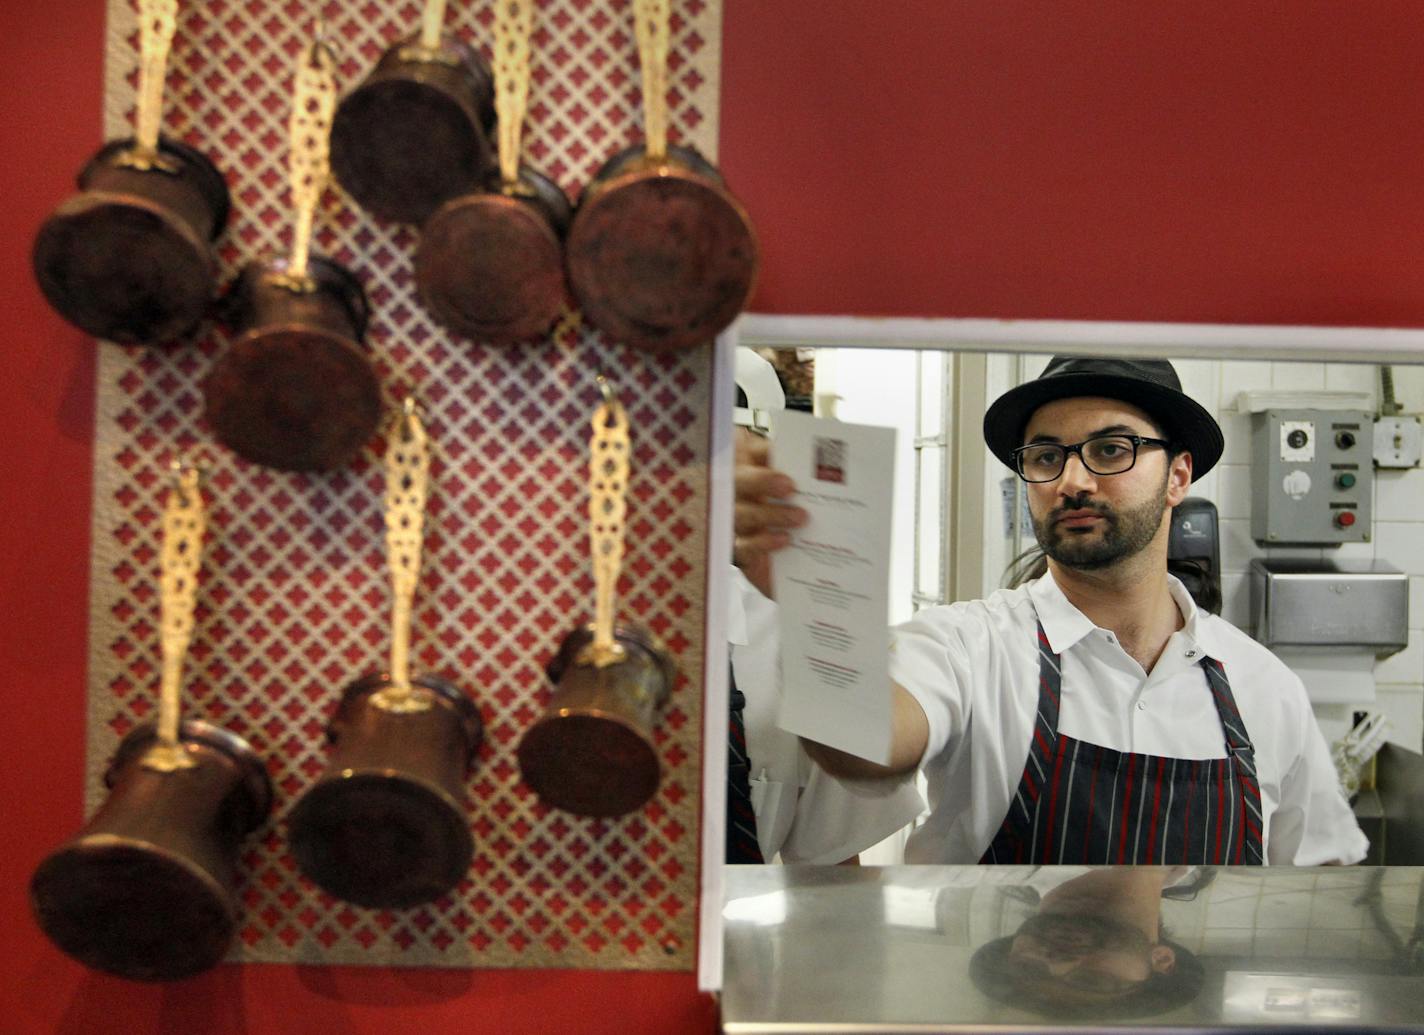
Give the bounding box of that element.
[1168,497,1221,615]
[1249,558,1408,654]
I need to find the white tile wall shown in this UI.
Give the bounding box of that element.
[1215,464,1253,520]
[1375,522,1424,576]
[1392,365,1424,407]
[1374,630,1424,685]
[1225,361,1274,398]
[1270,361,1326,392]
[1325,364,1379,395]
[1375,687,1424,754]
[1378,468,1424,522]
[1193,357,1424,752]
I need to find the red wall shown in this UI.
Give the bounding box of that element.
[10,2,1424,1031]
[721,0,1424,326]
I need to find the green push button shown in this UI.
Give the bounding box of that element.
[1336,472,1357,489]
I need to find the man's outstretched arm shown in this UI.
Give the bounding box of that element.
[800,681,929,780]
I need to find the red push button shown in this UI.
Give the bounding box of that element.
[1336,511,1357,528]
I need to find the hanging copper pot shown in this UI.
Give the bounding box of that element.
[288,402,482,908]
[518,622,675,818]
[412,0,568,344]
[566,142,757,354]
[565,0,757,353]
[29,720,272,981]
[31,136,230,346]
[287,674,483,909]
[415,167,570,347]
[203,255,381,472]
[330,31,496,225]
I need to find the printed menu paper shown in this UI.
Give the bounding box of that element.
[772,411,896,764]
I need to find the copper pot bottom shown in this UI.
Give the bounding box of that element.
[30,836,235,981]
[567,165,758,354]
[203,326,381,471]
[32,192,215,345]
[517,711,661,818]
[287,771,473,909]
[332,79,490,225]
[416,193,567,344]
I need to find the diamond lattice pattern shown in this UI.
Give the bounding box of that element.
[88,0,717,969]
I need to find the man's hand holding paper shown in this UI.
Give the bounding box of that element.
[769,411,904,767]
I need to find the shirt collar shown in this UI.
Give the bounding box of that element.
[1027,569,1222,659]
[1027,572,1096,654]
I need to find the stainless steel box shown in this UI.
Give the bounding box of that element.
[1249,558,1408,653]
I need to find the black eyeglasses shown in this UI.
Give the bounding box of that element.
[1012,434,1171,483]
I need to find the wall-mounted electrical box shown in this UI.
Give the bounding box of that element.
[1250,408,1374,545]
[1374,415,1423,468]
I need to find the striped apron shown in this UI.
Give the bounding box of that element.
[979,622,1265,865]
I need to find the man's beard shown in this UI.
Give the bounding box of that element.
[1033,484,1168,571]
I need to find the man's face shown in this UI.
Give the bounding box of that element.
[1021,396,1191,572]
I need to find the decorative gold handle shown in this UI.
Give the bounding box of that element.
[372,399,434,714]
[586,377,630,666]
[284,33,338,287]
[493,0,536,191]
[420,0,449,52]
[633,0,671,162]
[120,0,180,172]
[143,461,205,772]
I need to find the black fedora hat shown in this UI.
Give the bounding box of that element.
[982,356,1222,481]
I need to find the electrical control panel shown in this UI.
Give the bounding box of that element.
[1250,409,1373,545]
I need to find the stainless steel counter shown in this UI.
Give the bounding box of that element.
[722,865,1424,1033]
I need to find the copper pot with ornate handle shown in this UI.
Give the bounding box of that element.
[31,0,230,345]
[288,673,482,909]
[203,35,382,472]
[204,254,380,471]
[565,0,758,353]
[330,0,495,225]
[517,381,676,817]
[30,720,272,981]
[414,0,570,344]
[30,462,272,981]
[518,622,674,818]
[287,402,484,908]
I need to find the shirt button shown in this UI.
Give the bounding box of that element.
[1137,701,1146,711]
[1185,649,1199,659]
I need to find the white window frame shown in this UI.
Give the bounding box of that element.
[699,314,1424,991]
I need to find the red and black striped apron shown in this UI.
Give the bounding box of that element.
[979,622,1265,865]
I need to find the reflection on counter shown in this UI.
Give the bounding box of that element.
[722,865,1424,1031]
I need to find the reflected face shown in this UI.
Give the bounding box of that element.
[1007,912,1174,998]
[1021,397,1190,571]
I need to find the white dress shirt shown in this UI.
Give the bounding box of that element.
[892,573,1368,866]
[730,567,924,862]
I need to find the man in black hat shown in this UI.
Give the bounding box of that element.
[735,355,1366,865]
